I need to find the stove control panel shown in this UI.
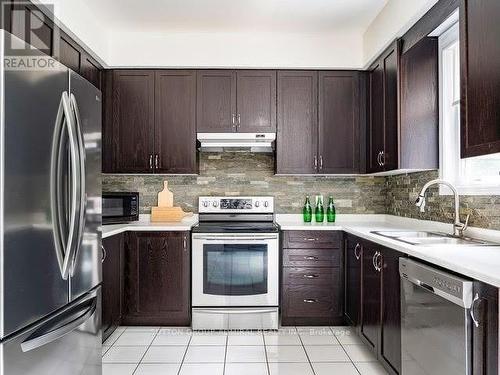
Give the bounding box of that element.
[198,196,274,213]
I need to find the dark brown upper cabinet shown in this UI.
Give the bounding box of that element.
[111,70,155,173]
[106,70,197,174]
[460,0,500,157]
[197,70,236,132]
[319,71,361,174]
[197,70,276,133]
[400,37,439,170]
[236,70,276,132]
[276,71,318,174]
[80,53,102,90]
[58,32,81,73]
[367,40,400,173]
[277,70,361,174]
[155,70,197,174]
[123,231,191,326]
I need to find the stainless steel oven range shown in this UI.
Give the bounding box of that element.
[191,196,279,330]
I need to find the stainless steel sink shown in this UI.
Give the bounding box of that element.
[370,230,497,247]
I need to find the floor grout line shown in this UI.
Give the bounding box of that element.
[296,326,317,375]
[176,329,193,375]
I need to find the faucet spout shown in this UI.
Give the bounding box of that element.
[415,179,469,237]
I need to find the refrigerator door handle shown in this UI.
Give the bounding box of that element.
[69,94,87,276]
[50,91,81,280]
[20,292,97,353]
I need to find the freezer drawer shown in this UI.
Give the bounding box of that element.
[0,287,101,375]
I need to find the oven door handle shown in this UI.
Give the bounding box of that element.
[193,308,278,314]
[192,235,279,241]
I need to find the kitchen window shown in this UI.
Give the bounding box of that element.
[439,22,500,195]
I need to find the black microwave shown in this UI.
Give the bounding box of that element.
[102,192,139,224]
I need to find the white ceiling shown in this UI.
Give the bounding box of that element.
[85,0,387,34]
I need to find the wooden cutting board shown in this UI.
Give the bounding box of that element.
[151,206,193,222]
[157,181,173,207]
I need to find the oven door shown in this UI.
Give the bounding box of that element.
[192,233,279,307]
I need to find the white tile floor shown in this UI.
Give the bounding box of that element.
[102,326,389,375]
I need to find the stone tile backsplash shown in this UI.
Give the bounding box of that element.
[103,152,387,215]
[103,152,500,230]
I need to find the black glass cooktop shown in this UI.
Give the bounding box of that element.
[191,221,280,233]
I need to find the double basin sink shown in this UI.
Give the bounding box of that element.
[371,230,497,247]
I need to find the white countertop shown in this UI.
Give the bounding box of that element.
[102,214,199,238]
[102,213,500,288]
[276,214,500,288]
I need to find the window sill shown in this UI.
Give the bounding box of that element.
[439,184,500,196]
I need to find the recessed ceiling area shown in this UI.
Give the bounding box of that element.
[84,0,387,34]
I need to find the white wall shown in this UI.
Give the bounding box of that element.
[363,0,439,66]
[105,31,364,69]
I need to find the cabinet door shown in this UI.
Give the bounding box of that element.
[80,53,102,90]
[155,70,197,174]
[276,71,318,174]
[102,233,123,342]
[472,282,499,375]
[344,236,362,327]
[10,3,53,55]
[460,0,500,157]
[319,71,360,174]
[236,70,276,133]
[197,70,236,132]
[382,46,400,171]
[380,247,402,375]
[361,245,381,350]
[58,32,81,73]
[112,70,155,173]
[124,232,190,326]
[368,62,385,173]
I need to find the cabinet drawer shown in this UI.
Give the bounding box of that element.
[283,248,340,267]
[282,284,340,318]
[283,231,341,249]
[283,267,336,286]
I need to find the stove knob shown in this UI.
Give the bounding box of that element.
[213,201,219,208]
[202,201,209,207]
[264,201,269,208]
[255,201,260,208]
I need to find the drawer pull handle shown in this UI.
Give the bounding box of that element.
[303,299,318,303]
[303,238,317,241]
[354,243,361,260]
[303,274,319,279]
[303,256,318,260]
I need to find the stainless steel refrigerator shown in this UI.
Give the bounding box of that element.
[0,31,102,374]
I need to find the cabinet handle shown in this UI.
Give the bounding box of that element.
[303,274,319,279]
[380,151,386,167]
[319,155,323,171]
[155,154,159,169]
[183,236,188,252]
[314,155,318,170]
[376,252,382,272]
[354,243,361,260]
[101,245,106,263]
[231,114,236,129]
[304,256,318,261]
[470,293,480,328]
[149,154,153,170]
[372,252,378,270]
[377,151,382,166]
[303,299,318,303]
[303,237,317,241]
[237,114,241,128]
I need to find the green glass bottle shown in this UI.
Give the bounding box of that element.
[315,195,324,223]
[327,195,336,223]
[302,196,313,223]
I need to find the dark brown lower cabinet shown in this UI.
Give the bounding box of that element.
[359,242,403,375]
[472,281,499,375]
[123,231,190,326]
[281,231,343,326]
[344,235,362,327]
[102,233,124,342]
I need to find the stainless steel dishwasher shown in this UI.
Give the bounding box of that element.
[399,258,474,375]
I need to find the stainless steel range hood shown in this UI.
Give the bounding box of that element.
[197,132,276,152]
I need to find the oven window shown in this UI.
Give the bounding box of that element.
[203,244,268,296]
